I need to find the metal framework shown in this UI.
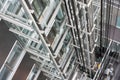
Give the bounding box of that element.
[0,0,119,80]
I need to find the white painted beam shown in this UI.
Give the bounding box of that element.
[0,13,33,31]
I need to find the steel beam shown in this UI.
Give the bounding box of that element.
[0,12,33,31]
[9,28,39,43]
[0,41,26,80]
[82,6,92,76]
[19,0,65,79]
[66,24,75,29]
[0,0,10,13]
[6,11,31,24]
[45,0,62,36]
[25,47,50,61]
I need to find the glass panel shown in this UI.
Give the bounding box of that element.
[40,44,49,56]
[6,45,22,68]
[66,54,76,77]
[47,6,66,44]
[59,31,71,57]
[47,25,58,44]
[0,41,23,80]
[7,0,29,20]
[0,66,11,80]
[30,41,38,48]
[27,65,39,80]
[56,6,65,24]
[22,29,29,35]
[7,1,21,14]
[32,0,47,18]
[110,42,117,51]
[116,16,120,28]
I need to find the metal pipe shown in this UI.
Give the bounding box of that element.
[63,0,82,64]
[71,0,85,68]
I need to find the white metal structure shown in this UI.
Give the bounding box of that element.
[0,0,119,80]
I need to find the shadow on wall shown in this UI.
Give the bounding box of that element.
[0,20,16,68]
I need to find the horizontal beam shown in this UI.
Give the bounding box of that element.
[9,28,39,43]
[25,48,50,61]
[66,24,75,29]
[71,44,80,48]
[6,11,31,24]
[0,12,33,31]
